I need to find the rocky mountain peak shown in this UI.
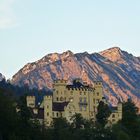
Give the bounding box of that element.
[100,47,122,62]
[62,50,73,56]
[38,50,74,64]
[61,50,74,59]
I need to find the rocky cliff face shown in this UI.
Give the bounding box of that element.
[11,47,140,107]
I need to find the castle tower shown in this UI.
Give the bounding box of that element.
[90,81,103,115]
[94,81,103,98]
[26,96,35,108]
[53,79,67,102]
[44,95,53,126]
[117,102,122,120]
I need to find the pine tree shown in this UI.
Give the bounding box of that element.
[96,101,111,127]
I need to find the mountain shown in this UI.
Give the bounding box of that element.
[11,47,140,107]
[0,73,5,81]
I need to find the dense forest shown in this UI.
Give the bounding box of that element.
[0,80,140,140]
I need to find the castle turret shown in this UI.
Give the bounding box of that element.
[26,96,35,108]
[94,81,103,104]
[44,95,53,126]
[117,101,122,120]
[53,79,67,102]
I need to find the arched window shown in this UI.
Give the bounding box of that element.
[97,92,99,96]
[56,112,59,117]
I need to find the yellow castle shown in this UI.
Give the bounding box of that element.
[26,79,122,126]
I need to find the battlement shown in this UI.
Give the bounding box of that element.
[53,79,68,87]
[44,95,52,101]
[54,79,67,83]
[94,81,102,87]
[27,95,35,99]
[66,86,93,92]
[26,95,35,108]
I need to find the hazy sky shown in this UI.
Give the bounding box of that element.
[0,0,140,78]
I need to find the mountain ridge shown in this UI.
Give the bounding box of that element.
[11,47,140,107]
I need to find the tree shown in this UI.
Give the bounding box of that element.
[0,82,47,140]
[0,87,18,140]
[71,113,86,129]
[50,117,71,140]
[52,117,70,130]
[96,101,111,127]
[117,131,130,140]
[121,99,140,139]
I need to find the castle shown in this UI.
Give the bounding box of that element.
[26,79,122,126]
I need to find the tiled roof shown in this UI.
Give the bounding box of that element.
[66,80,92,90]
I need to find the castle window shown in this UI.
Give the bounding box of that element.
[97,92,99,96]
[56,90,58,94]
[47,112,49,116]
[79,97,82,103]
[56,97,59,101]
[93,99,95,104]
[56,112,59,117]
[47,105,49,109]
[84,97,87,103]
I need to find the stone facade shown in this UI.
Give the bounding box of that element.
[26,79,122,126]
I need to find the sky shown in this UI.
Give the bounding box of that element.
[0,0,140,79]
